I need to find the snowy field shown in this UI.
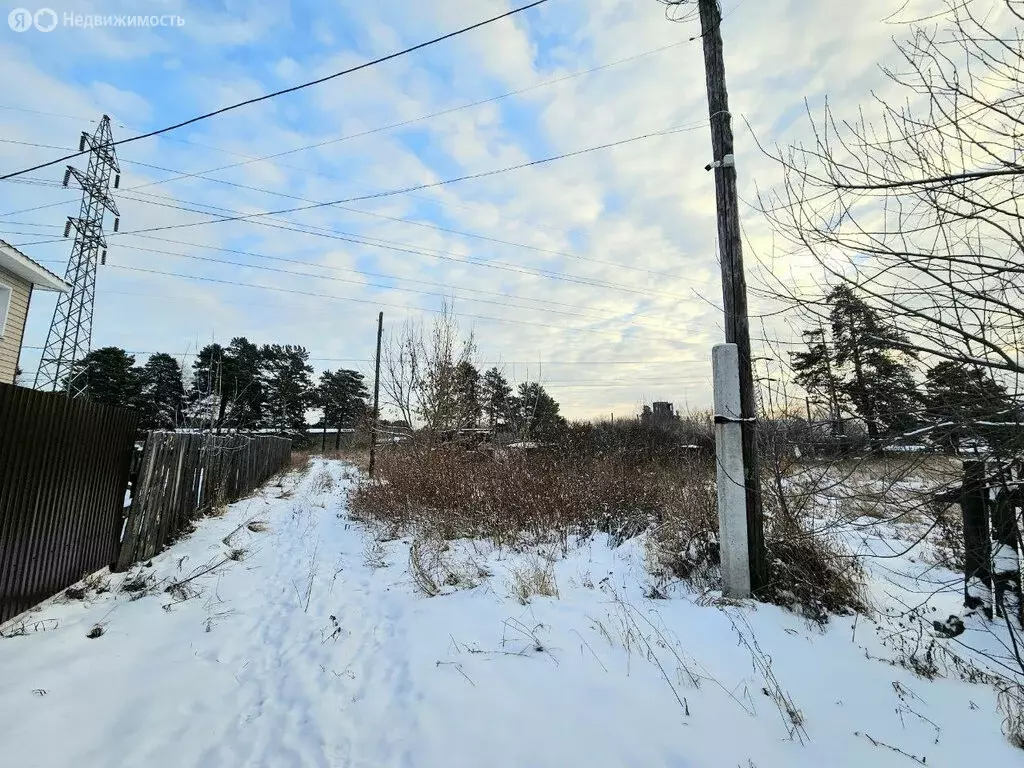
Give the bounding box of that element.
[1,458,1021,767]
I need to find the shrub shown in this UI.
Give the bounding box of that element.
[350,445,673,549]
[351,426,867,622]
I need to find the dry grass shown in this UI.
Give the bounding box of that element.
[351,444,695,550]
[308,466,335,495]
[408,536,492,597]
[352,435,868,621]
[509,557,560,604]
[288,450,315,474]
[762,511,868,624]
[999,684,1024,750]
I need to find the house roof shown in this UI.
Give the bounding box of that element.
[0,239,69,292]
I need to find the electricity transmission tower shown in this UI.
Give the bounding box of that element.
[34,115,121,396]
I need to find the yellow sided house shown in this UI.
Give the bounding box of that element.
[0,239,69,385]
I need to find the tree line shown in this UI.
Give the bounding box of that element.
[381,306,566,441]
[65,338,368,441]
[64,331,568,442]
[791,285,1021,456]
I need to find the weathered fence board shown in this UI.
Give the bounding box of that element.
[0,383,138,624]
[115,432,291,571]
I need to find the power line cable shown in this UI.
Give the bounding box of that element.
[0,0,552,181]
[117,152,702,280]
[8,127,712,300]
[109,241,683,328]
[107,189,697,300]
[19,342,707,367]
[97,262,689,340]
[109,39,694,191]
[108,236,641,319]
[14,122,694,253]
[0,35,692,247]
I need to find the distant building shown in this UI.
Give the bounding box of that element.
[653,402,675,421]
[641,401,679,428]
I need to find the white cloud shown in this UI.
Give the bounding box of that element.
[0,0,962,418]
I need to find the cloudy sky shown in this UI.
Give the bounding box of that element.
[0,0,937,419]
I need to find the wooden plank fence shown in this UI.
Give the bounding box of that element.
[116,433,291,571]
[0,383,138,624]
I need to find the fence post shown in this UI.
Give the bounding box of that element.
[961,459,992,617]
[990,467,1023,627]
[713,343,751,598]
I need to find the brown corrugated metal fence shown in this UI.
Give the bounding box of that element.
[116,432,291,571]
[0,383,138,624]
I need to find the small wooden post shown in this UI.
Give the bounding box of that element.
[368,311,384,478]
[961,460,992,616]
[990,470,1023,627]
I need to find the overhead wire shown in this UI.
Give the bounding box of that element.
[0,34,694,249]
[90,262,688,341]
[107,238,651,321]
[106,241,684,329]
[10,123,698,243]
[115,153,701,281]
[108,189,697,300]
[6,125,715,301]
[0,0,554,181]
[18,342,708,367]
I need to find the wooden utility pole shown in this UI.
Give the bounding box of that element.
[368,311,384,478]
[697,0,767,592]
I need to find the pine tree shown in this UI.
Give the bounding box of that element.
[67,347,142,408]
[509,382,565,440]
[187,339,265,431]
[222,337,264,429]
[924,362,1013,453]
[828,285,919,451]
[453,361,482,428]
[481,367,513,428]
[790,324,844,437]
[318,369,370,449]
[138,353,185,430]
[261,344,314,439]
[188,343,226,430]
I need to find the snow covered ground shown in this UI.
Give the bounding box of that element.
[1,458,1021,767]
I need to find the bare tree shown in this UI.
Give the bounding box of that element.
[381,316,422,431]
[757,0,1024,634]
[759,0,1024,391]
[380,301,477,436]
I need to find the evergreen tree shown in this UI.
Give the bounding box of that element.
[318,369,369,449]
[828,285,919,450]
[222,337,264,429]
[187,339,264,431]
[509,382,565,440]
[188,343,226,430]
[453,361,482,428]
[923,362,1013,453]
[790,325,844,437]
[138,353,185,430]
[261,344,314,438]
[481,367,513,428]
[67,347,142,408]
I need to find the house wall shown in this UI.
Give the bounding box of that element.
[0,265,32,385]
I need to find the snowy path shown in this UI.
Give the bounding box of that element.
[1,459,1020,767]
